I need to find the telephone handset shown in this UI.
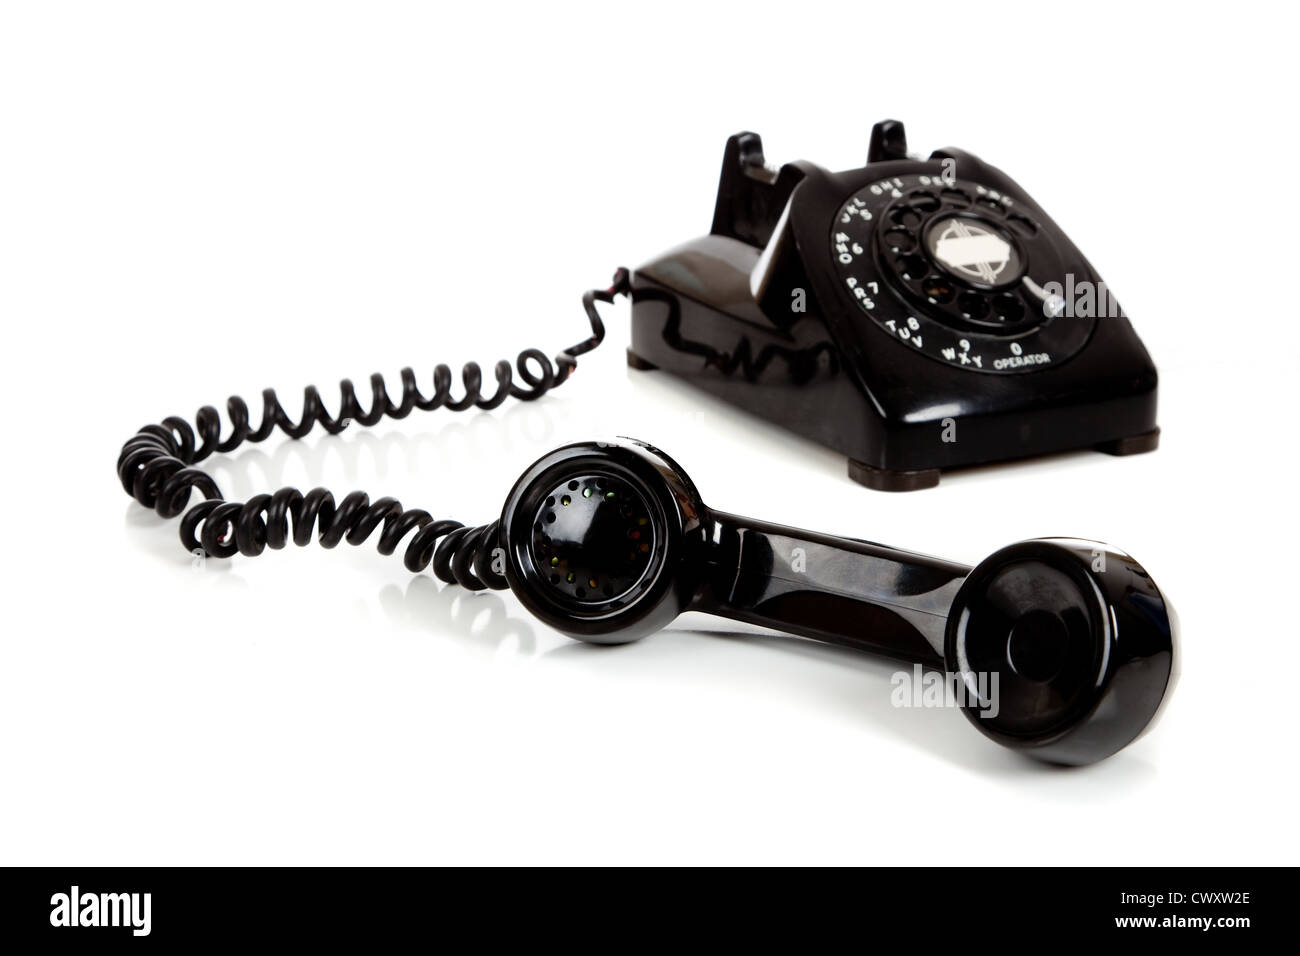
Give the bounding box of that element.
[500,439,1176,766]
[117,127,1178,765]
[629,120,1160,490]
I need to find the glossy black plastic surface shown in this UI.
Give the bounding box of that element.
[947,539,1178,765]
[628,121,1160,490]
[500,439,709,644]
[500,440,1177,764]
[691,513,965,666]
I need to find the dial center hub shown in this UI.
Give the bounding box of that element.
[924,215,1023,289]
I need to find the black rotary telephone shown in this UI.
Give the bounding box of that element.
[118,121,1177,766]
[629,120,1160,490]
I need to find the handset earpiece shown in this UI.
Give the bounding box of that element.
[500,439,1177,765]
[499,439,709,644]
[946,540,1179,765]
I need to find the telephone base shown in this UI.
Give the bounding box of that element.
[625,123,1162,492]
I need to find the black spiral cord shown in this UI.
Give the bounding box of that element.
[117,268,631,592]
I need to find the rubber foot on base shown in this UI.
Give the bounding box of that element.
[626,349,658,371]
[1095,427,1160,456]
[847,459,941,492]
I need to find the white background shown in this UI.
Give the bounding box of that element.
[2,1,1297,865]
